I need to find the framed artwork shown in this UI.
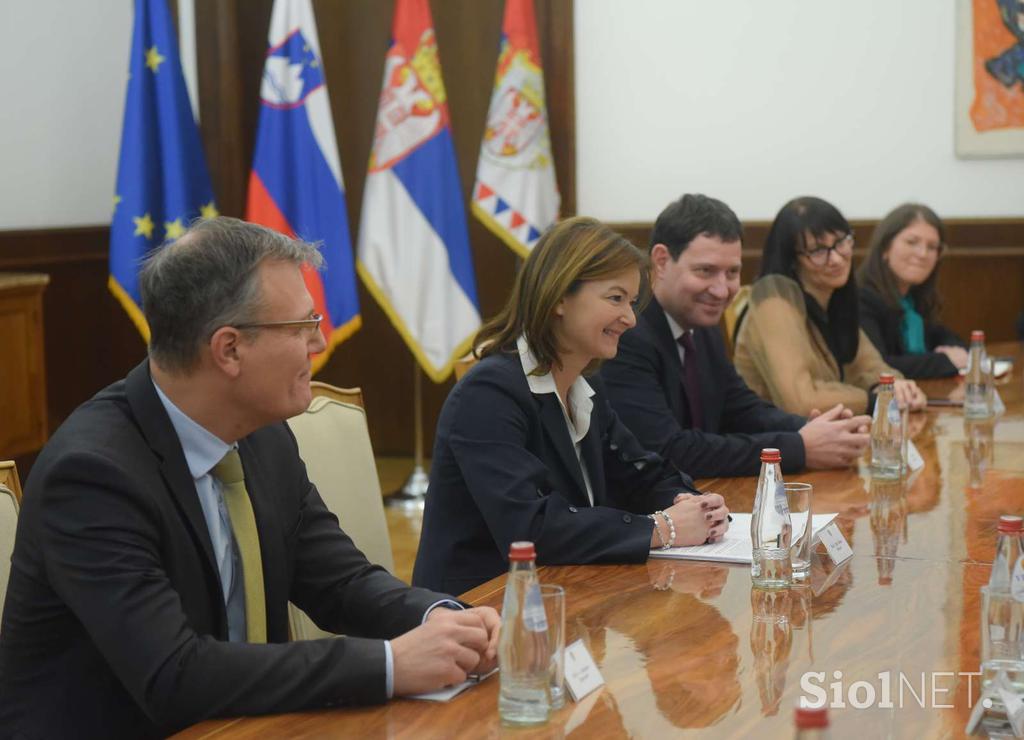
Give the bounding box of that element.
[955,0,1024,158]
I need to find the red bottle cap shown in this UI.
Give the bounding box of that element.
[795,705,829,729]
[971,330,985,342]
[760,448,781,463]
[997,515,1023,534]
[879,373,895,385]
[509,541,537,561]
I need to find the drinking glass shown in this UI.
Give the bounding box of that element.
[540,585,566,709]
[785,483,813,580]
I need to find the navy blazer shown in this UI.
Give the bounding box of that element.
[0,361,450,739]
[600,298,807,477]
[859,286,964,379]
[412,351,696,595]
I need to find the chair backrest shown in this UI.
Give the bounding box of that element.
[0,461,23,505]
[286,391,393,640]
[310,381,364,409]
[0,462,22,627]
[721,284,752,358]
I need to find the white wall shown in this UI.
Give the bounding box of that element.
[576,0,1024,221]
[0,2,131,230]
[3,2,1021,231]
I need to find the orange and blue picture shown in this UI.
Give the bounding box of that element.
[970,0,1024,131]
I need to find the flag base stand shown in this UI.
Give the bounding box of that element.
[387,362,429,509]
[387,464,429,509]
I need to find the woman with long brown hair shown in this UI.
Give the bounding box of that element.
[856,203,966,378]
[413,216,728,595]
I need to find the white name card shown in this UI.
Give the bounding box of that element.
[563,639,605,702]
[906,440,925,472]
[817,522,853,565]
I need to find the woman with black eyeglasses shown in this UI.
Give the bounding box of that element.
[733,196,927,416]
[856,203,966,379]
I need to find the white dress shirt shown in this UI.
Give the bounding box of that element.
[516,335,597,505]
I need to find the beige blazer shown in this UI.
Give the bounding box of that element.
[734,274,899,415]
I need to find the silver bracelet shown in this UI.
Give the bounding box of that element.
[648,513,667,549]
[658,510,676,549]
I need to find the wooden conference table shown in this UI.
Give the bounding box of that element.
[178,342,1024,739]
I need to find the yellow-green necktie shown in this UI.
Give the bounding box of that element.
[212,449,267,643]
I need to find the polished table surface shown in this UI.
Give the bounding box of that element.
[177,342,1024,739]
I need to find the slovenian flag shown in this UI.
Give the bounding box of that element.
[471,0,560,257]
[357,0,480,383]
[109,0,217,340]
[247,0,361,373]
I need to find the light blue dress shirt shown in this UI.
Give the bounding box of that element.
[151,379,461,697]
[152,381,248,642]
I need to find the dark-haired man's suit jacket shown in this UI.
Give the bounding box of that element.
[601,298,808,477]
[0,361,449,739]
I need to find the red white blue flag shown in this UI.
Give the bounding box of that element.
[246,0,360,373]
[472,0,560,256]
[357,0,480,383]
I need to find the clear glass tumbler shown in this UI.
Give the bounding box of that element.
[785,483,814,581]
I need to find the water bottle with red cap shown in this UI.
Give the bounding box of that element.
[965,330,993,419]
[751,448,792,589]
[870,373,903,479]
[498,541,551,725]
[981,515,1024,691]
[794,705,830,739]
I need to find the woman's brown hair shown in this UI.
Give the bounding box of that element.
[476,216,649,376]
[857,203,947,324]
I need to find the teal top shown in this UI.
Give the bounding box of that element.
[899,294,927,354]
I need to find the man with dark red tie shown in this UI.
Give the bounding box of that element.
[601,193,869,477]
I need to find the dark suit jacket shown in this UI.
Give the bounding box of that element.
[859,286,964,379]
[600,299,807,477]
[411,351,695,595]
[0,361,450,739]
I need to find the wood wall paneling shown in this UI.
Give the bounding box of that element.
[0,226,147,477]
[0,277,49,459]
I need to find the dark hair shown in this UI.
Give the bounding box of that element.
[139,217,322,373]
[650,193,743,259]
[759,196,859,364]
[476,216,648,376]
[856,203,946,324]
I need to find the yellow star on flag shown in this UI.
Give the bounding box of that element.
[133,213,155,239]
[145,45,165,73]
[200,201,219,219]
[112,194,122,213]
[164,218,185,240]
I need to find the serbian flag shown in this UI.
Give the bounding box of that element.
[247,0,361,373]
[471,0,560,257]
[109,0,216,340]
[357,0,480,383]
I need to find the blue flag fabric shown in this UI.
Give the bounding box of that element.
[109,0,216,339]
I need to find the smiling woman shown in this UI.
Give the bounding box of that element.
[733,197,927,416]
[856,204,967,379]
[412,216,730,595]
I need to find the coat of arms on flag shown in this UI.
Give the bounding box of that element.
[357,0,480,383]
[472,0,560,257]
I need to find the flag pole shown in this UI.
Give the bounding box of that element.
[388,361,429,508]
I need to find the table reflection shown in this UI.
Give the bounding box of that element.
[963,418,996,489]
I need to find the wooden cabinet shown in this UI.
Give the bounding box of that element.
[0,273,49,458]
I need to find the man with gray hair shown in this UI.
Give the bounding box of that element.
[0,218,499,738]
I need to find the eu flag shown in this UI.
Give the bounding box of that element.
[109,0,216,340]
